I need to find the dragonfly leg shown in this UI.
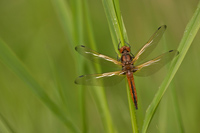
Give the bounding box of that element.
[118,41,121,50]
[117,54,121,61]
[118,40,131,49]
[125,41,131,48]
[130,53,135,59]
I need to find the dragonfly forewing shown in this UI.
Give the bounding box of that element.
[133,25,167,64]
[75,45,122,67]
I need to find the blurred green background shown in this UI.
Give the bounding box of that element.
[0,0,200,132]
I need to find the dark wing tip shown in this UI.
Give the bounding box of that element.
[158,25,167,30]
[75,45,85,51]
[169,50,179,56]
[79,75,84,77]
[74,80,78,84]
[74,75,84,84]
[75,46,78,51]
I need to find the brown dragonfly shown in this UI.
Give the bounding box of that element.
[74,25,179,109]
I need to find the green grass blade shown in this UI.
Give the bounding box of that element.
[52,0,114,132]
[52,0,86,132]
[163,37,184,132]
[170,82,185,132]
[89,88,115,133]
[102,0,126,54]
[83,0,115,132]
[102,0,138,132]
[102,0,118,54]
[142,2,200,132]
[73,0,84,45]
[113,0,124,45]
[51,0,74,49]
[72,0,86,132]
[0,39,80,133]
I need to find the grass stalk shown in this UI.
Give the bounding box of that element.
[142,2,200,132]
[52,0,115,132]
[51,0,74,48]
[83,0,115,132]
[102,0,138,132]
[73,0,86,132]
[102,0,125,54]
[52,0,87,132]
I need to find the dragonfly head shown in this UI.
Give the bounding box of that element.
[119,46,130,53]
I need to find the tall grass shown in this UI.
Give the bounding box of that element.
[0,0,200,132]
[52,0,115,132]
[101,0,138,132]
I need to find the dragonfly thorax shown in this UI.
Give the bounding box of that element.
[120,48,135,72]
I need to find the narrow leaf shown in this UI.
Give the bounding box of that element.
[0,39,80,133]
[142,2,200,132]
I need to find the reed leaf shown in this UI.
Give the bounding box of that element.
[142,2,200,132]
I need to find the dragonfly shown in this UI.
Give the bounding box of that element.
[74,25,179,109]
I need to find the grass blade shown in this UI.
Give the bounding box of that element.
[170,82,185,132]
[52,0,86,132]
[52,0,115,132]
[102,0,138,132]
[142,2,200,132]
[83,0,115,132]
[51,0,74,47]
[0,39,80,133]
[102,0,126,54]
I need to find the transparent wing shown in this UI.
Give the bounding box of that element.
[133,50,179,76]
[132,25,167,64]
[75,71,126,86]
[75,45,122,67]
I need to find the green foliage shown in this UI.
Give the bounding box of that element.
[0,0,200,133]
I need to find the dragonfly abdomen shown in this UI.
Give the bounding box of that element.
[126,71,138,109]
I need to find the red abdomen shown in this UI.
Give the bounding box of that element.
[126,71,138,109]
